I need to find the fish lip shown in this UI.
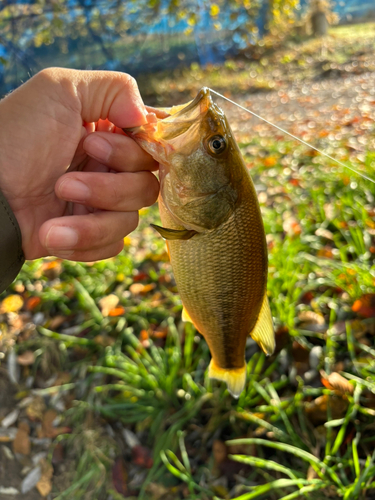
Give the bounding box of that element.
[171,87,212,117]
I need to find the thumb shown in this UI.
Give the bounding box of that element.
[41,68,148,129]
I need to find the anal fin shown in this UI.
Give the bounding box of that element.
[181,306,192,323]
[249,292,275,356]
[208,359,246,398]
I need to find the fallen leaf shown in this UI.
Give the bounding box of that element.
[1,409,19,428]
[21,466,41,494]
[36,459,53,497]
[298,311,325,326]
[17,351,35,366]
[352,294,375,318]
[129,283,156,295]
[305,394,349,425]
[0,487,19,495]
[41,409,58,438]
[25,296,41,311]
[26,396,46,421]
[112,456,128,496]
[48,315,67,330]
[51,442,65,466]
[98,294,119,317]
[320,371,354,395]
[13,424,30,455]
[108,306,125,317]
[212,440,227,467]
[132,445,153,468]
[264,156,277,167]
[0,295,23,313]
[39,260,62,280]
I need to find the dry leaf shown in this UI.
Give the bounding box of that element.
[53,372,71,386]
[352,294,375,318]
[298,311,325,325]
[98,294,119,317]
[132,445,153,468]
[213,440,227,467]
[108,306,125,317]
[39,260,62,280]
[25,296,41,311]
[264,156,277,167]
[36,459,53,497]
[21,466,41,494]
[320,371,354,395]
[1,409,19,428]
[41,409,58,438]
[17,351,35,366]
[112,456,128,496]
[129,283,156,295]
[48,315,67,330]
[305,394,349,425]
[0,295,23,313]
[26,396,46,421]
[13,425,30,455]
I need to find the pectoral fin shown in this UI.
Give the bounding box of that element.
[208,359,246,398]
[151,224,197,240]
[249,292,275,356]
[181,306,192,323]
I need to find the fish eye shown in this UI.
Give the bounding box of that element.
[208,135,226,154]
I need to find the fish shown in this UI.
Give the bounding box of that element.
[126,87,275,398]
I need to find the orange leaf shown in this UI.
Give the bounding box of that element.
[352,294,375,318]
[264,156,277,167]
[25,296,41,311]
[108,306,125,317]
[320,371,354,395]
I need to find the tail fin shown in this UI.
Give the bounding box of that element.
[208,359,246,398]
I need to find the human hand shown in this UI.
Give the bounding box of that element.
[0,68,159,261]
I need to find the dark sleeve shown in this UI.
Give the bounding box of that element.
[0,189,25,294]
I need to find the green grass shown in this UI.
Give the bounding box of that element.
[3,124,375,498]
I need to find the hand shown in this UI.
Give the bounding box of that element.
[0,68,159,261]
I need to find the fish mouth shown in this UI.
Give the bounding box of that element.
[172,87,212,117]
[155,87,214,142]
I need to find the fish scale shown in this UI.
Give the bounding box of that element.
[160,173,267,370]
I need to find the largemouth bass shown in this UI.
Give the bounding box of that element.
[127,87,274,397]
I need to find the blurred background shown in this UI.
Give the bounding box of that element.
[0,0,374,99]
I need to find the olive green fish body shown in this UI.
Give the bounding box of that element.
[127,87,274,397]
[160,173,267,371]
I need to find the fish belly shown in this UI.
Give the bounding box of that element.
[160,177,267,370]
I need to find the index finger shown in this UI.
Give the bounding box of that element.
[83,131,158,172]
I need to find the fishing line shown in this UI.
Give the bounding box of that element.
[209,88,375,186]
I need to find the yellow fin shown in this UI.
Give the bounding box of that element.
[151,224,197,241]
[250,292,275,356]
[208,359,246,398]
[181,306,192,323]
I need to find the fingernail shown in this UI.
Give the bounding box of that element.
[59,179,90,202]
[83,135,112,161]
[46,226,78,252]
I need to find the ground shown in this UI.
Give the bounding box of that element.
[1,23,375,500]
